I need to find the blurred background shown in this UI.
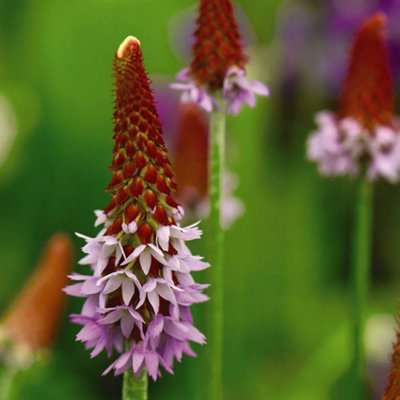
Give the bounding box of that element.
[1,0,400,398]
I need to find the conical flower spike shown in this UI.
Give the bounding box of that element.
[190,0,247,92]
[173,102,244,228]
[383,313,400,399]
[171,0,269,114]
[0,234,72,367]
[65,36,209,381]
[307,12,400,182]
[174,103,209,203]
[338,13,394,130]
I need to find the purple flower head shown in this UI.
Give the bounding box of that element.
[307,14,400,182]
[307,112,400,181]
[223,68,269,115]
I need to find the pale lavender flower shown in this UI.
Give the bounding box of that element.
[307,112,400,182]
[222,68,270,115]
[172,67,269,115]
[170,68,215,113]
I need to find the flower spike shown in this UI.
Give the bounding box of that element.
[172,102,244,228]
[337,13,394,130]
[171,0,268,114]
[307,12,400,182]
[190,0,247,92]
[65,36,209,381]
[174,103,209,202]
[0,234,72,367]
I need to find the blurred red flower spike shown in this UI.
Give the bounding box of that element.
[338,12,394,130]
[2,233,73,353]
[173,102,209,203]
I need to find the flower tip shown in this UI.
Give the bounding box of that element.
[337,11,393,129]
[117,36,141,59]
[362,11,386,33]
[46,232,73,261]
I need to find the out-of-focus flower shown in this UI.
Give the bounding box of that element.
[0,233,72,368]
[171,0,268,114]
[277,0,400,96]
[65,37,209,381]
[172,102,244,228]
[307,13,400,182]
[168,3,257,65]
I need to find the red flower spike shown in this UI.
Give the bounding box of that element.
[190,0,248,91]
[1,234,72,352]
[338,13,394,130]
[173,103,208,200]
[383,314,400,399]
[105,36,180,234]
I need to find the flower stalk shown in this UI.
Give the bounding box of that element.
[0,366,16,400]
[122,363,148,400]
[122,339,147,400]
[208,93,226,400]
[351,180,373,398]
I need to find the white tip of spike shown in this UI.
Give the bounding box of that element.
[117,36,141,59]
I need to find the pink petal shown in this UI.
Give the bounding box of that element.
[132,350,145,373]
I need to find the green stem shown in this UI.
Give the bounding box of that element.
[122,364,148,400]
[208,95,226,400]
[351,179,373,399]
[0,366,17,400]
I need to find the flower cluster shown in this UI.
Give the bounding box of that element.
[308,112,400,182]
[171,0,268,114]
[307,13,400,182]
[65,37,209,380]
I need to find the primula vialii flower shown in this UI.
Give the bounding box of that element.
[171,0,269,114]
[307,13,400,182]
[0,234,72,367]
[172,102,244,228]
[64,37,209,381]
